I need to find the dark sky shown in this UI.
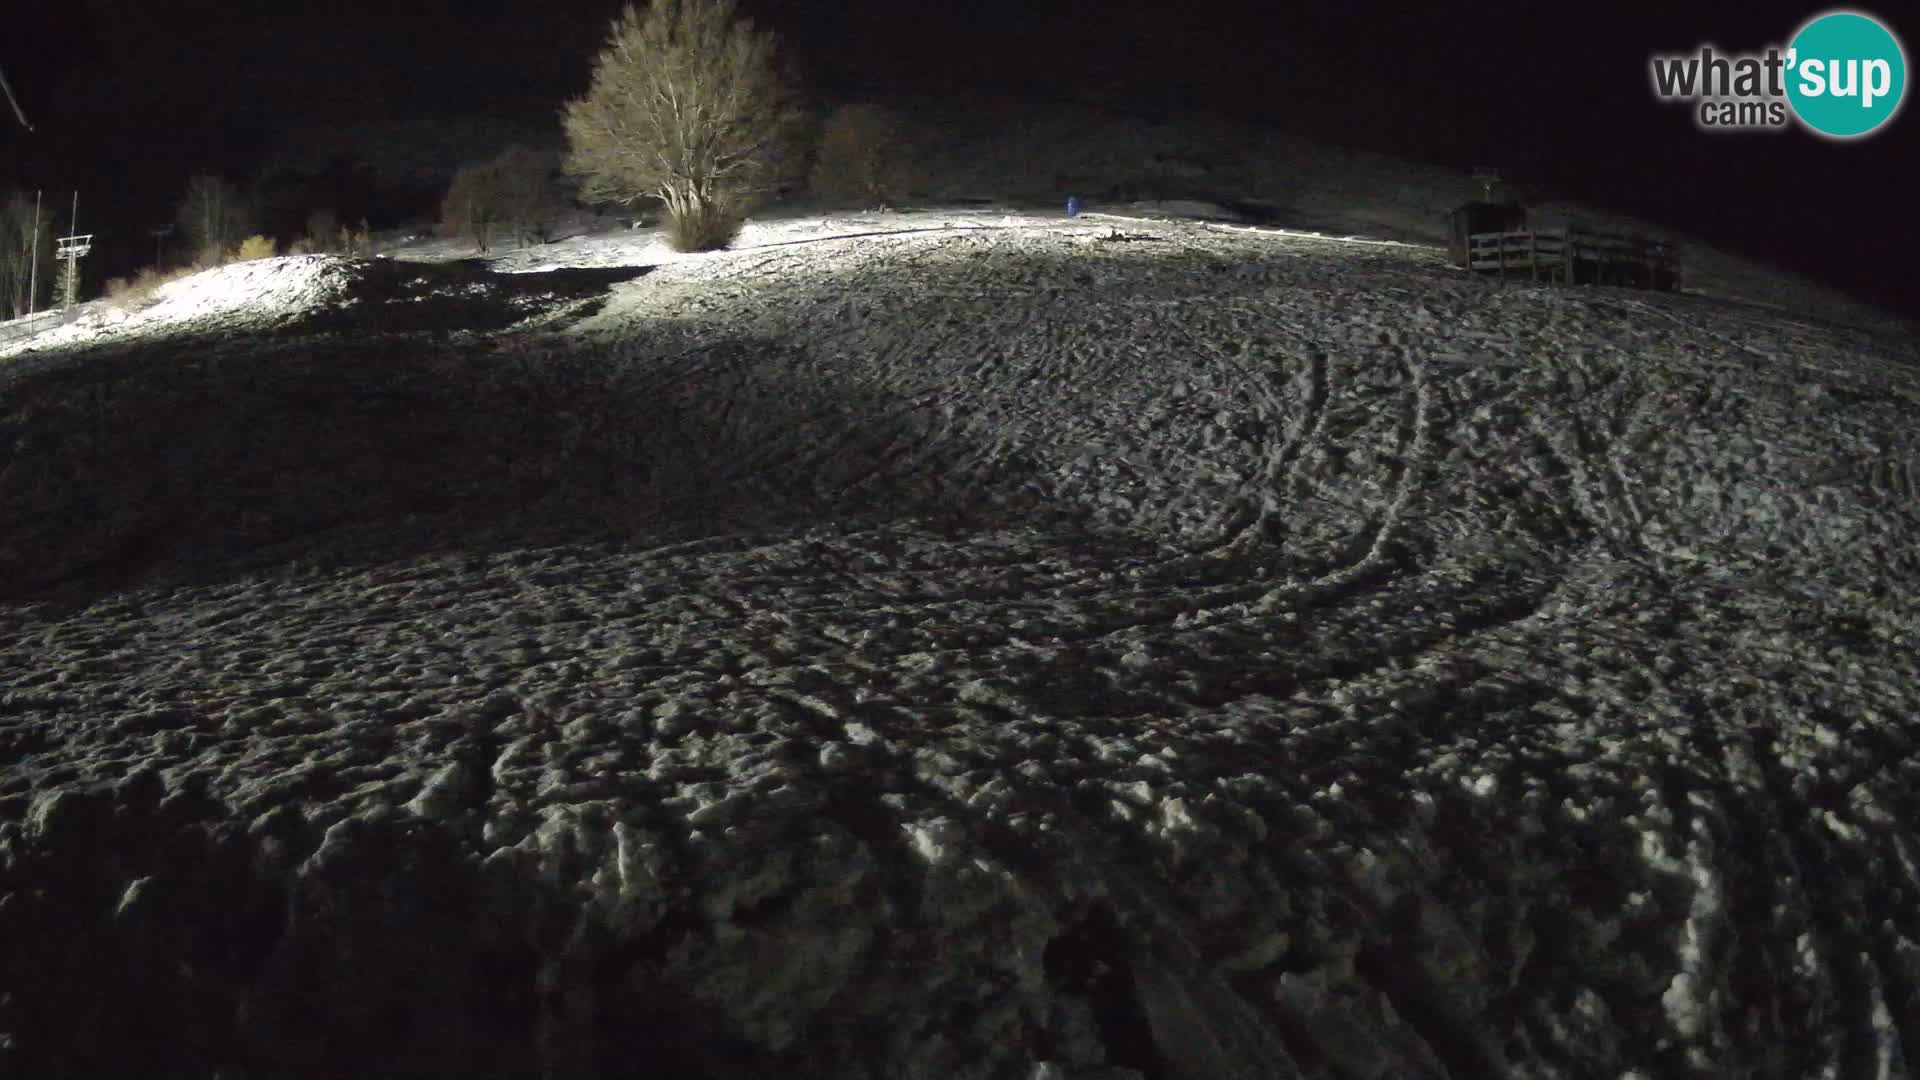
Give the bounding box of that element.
[2,0,1915,319]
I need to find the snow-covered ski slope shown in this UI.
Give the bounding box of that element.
[3,207,1920,1079]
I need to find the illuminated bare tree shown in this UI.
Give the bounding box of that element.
[561,0,805,251]
[0,190,55,318]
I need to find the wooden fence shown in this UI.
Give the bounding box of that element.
[1466,228,1681,291]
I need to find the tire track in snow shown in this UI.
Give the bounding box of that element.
[1297,348,1433,598]
[1164,348,1437,637]
[1183,341,1329,563]
[1739,718,1882,1079]
[1513,350,1665,563]
[1003,321,1337,633]
[1602,375,1654,535]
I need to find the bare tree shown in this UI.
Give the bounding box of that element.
[561,0,806,251]
[305,207,339,253]
[494,144,566,248]
[0,190,54,318]
[441,159,504,254]
[175,174,257,266]
[810,103,915,209]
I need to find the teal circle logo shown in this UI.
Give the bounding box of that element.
[1786,11,1907,138]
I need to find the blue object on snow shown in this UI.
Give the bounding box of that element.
[1066,195,1081,218]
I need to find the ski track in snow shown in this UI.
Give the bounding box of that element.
[2,210,1920,1079]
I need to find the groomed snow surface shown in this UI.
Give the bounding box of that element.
[3,208,1920,1080]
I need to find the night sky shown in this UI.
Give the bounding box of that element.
[2,0,1914,320]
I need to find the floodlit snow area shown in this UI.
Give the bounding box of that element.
[4,208,1920,1079]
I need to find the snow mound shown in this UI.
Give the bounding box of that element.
[135,254,361,326]
[0,256,652,362]
[0,256,363,356]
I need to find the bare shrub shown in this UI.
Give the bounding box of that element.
[561,0,805,252]
[234,234,277,261]
[326,219,372,256]
[104,265,192,312]
[810,104,914,208]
